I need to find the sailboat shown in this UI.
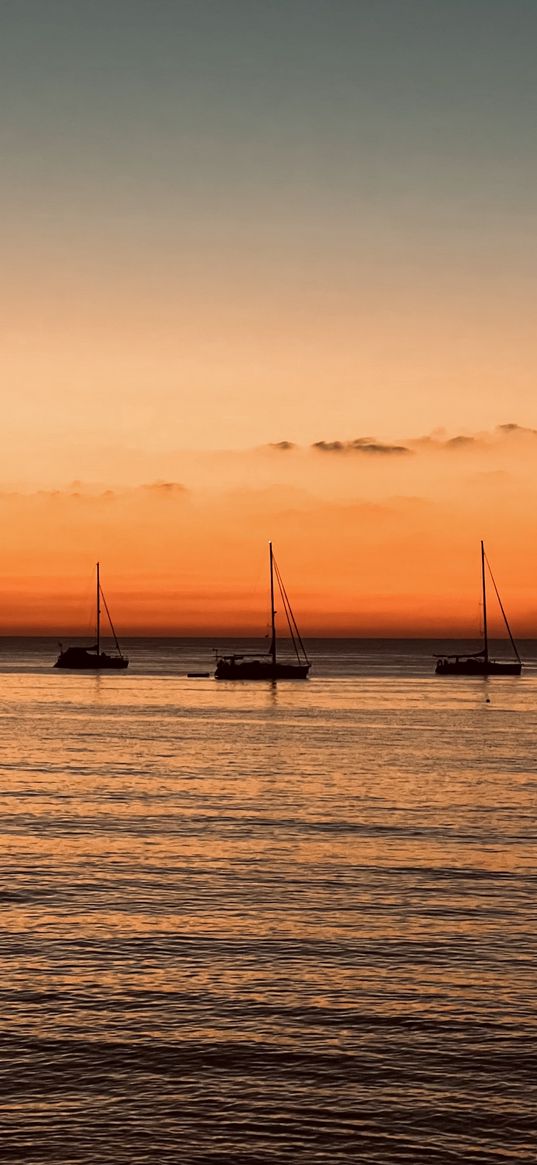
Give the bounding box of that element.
[54,563,129,670]
[214,543,311,680]
[435,542,521,676]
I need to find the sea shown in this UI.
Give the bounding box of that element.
[0,637,535,1164]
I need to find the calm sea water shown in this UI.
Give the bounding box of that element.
[0,638,536,1164]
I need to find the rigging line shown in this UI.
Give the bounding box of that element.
[274,560,309,664]
[283,590,308,662]
[278,571,309,664]
[272,558,300,662]
[99,587,123,657]
[484,554,521,663]
[273,557,309,664]
[273,561,300,662]
[282,594,301,663]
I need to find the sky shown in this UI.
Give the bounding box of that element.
[1,1,536,634]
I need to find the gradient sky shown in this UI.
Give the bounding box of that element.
[1,2,536,632]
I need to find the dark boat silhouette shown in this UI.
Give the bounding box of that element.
[54,563,129,670]
[435,542,521,676]
[215,543,311,680]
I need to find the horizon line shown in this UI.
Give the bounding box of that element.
[0,633,535,642]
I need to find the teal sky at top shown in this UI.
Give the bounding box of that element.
[3,1,535,217]
[1,0,536,456]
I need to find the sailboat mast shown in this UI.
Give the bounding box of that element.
[481,540,488,665]
[269,542,276,666]
[96,561,101,656]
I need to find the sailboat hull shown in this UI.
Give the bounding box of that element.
[214,544,311,680]
[53,563,128,670]
[215,658,310,680]
[435,658,521,676]
[434,542,522,677]
[54,648,128,670]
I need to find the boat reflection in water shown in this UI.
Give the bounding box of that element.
[54,563,129,671]
[215,543,310,680]
[435,541,521,676]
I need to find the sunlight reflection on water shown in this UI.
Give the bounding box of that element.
[0,641,535,1162]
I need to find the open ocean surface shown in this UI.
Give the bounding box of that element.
[0,637,536,1164]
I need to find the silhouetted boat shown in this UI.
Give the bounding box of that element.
[54,563,129,670]
[215,543,311,680]
[435,542,521,676]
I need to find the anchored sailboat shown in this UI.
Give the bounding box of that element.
[435,542,521,676]
[214,543,311,680]
[54,563,129,670]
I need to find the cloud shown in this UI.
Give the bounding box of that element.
[497,423,537,437]
[410,432,482,452]
[312,438,412,455]
[0,481,189,504]
[444,435,477,450]
[469,469,511,483]
[290,425,537,459]
[413,425,537,453]
[140,481,188,496]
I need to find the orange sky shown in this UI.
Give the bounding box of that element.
[3,255,536,482]
[1,425,536,637]
[2,4,536,637]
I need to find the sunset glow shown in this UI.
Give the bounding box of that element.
[1,2,536,636]
[0,425,535,636]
